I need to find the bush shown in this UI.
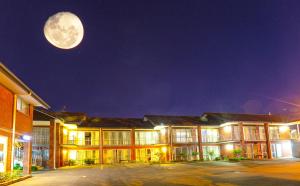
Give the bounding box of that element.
[215,157,221,161]
[31,166,38,171]
[0,170,22,183]
[233,149,242,158]
[229,157,240,162]
[68,159,76,166]
[13,163,23,170]
[84,159,95,165]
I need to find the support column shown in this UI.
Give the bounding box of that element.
[99,128,103,164]
[197,126,203,160]
[297,124,300,139]
[48,120,55,169]
[58,125,63,167]
[23,141,32,175]
[130,129,135,162]
[239,123,245,157]
[11,95,17,171]
[168,126,173,161]
[264,123,272,159]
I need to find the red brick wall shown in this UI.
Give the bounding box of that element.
[0,84,13,129]
[15,105,33,134]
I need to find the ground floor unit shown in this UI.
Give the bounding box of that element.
[11,160,300,186]
[53,140,294,166]
[0,130,32,174]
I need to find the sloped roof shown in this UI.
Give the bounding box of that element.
[145,115,203,126]
[80,117,154,129]
[53,112,87,123]
[200,112,289,125]
[33,108,56,121]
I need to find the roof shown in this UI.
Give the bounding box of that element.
[33,108,56,121]
[0,63,50,109]
[80,117,154,129]
[144,115,203,126]
[200,112,290,125]
[53,112,87,123]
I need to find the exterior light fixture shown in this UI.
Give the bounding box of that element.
[22,135,31,141]
[279,126,289,133]
[154,123,165,130]
[225,144,234,151]
[162,147,167,153]
[224,126,232,133]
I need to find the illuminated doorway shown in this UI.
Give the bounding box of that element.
[0,136,8,172]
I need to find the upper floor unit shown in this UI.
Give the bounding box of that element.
[33,110,300,148]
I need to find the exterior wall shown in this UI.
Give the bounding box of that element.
[0,84,14,130]
[45,121,297,167]
[0,84,14,172]
[15,105,33,134]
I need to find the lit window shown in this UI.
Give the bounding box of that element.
[16,97,29,115]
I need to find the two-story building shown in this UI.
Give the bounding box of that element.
[32,110,299,168]
[0,63,49,174]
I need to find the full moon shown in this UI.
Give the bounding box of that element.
[44,12,84,49]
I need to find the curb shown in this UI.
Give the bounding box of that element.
[0,175,32,186]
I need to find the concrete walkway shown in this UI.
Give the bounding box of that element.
[11,160,300,186]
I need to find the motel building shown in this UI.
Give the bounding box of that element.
[0,63,49,174]
[32,110,300,168]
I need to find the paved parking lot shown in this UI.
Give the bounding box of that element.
[12,159,300,186]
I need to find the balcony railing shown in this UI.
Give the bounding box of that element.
[103,140,131,146]
[201,136,219,143]
[65,140,100,146]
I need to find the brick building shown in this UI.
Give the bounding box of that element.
[32,110,299,168]
[0,63,49,174]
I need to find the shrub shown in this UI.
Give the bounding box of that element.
[84,159,95,165]
[215,157,221,161]
[229,157,240,162]
[233,149,242,158]
[31,166,38,171]
[13,163,23,170]
[0,170,22,183]
[68,159,76,166]
[192,151,199,156]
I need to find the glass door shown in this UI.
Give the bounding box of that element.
[0,136,7,172]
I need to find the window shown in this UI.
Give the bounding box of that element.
[201,129,219,142]
[202,146,220,160]
[16,97,29,115]
[32,127,50,145]
[103,131,131,146]
[243,126,265,141]
[135,131,159,145]
[269,127,280,140]
[172,128,198,143]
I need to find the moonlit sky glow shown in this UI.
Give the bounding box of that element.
[1,1,300,117]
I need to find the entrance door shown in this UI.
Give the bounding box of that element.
[271,143,282,158]
[0,136,7,172]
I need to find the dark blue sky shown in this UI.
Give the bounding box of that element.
[1,0,300,117]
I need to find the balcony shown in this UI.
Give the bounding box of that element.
[201,136,219,143]
[65,139,100,146]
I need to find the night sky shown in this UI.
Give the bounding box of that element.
[1,0,300,117]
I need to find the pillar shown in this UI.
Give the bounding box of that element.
[264,123,272,159]
[48,120,55,169]
[197,126,203,160]
[168,126,173,161]
[99,128,103,164]
[23,141,32,175]
[130,129,135,162]
[239,122,246,157]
